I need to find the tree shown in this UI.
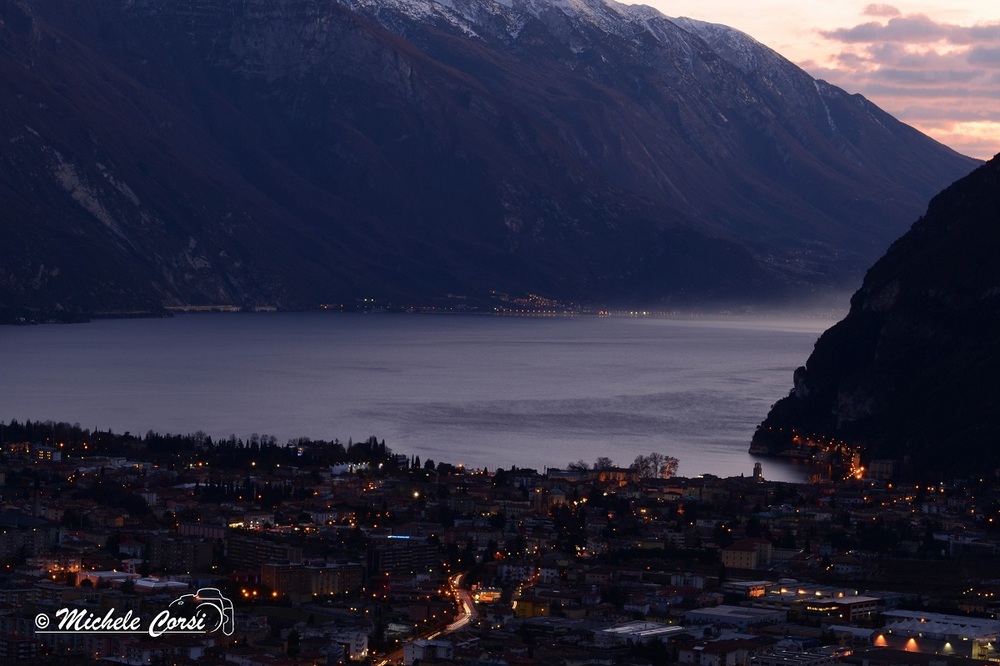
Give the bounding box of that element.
[660,455,679,478]
[631,452,679,479]
[594,456,615,470]
[567,460,590,471]
[632,454,654,478]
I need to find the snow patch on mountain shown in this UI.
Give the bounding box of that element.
[814,80,838,132]
[338,0,686,48]
[670,16,777,74]
[338,0,482,38]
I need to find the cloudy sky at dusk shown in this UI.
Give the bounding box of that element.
[624,1,1000,160]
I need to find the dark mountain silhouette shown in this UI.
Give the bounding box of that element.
[0,0,978,321]
[752,154,1000,479]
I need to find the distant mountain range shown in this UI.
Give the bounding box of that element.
[0,0,979,321]
[752,154,1000,479]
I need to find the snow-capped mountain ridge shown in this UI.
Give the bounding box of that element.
[336,0,837,111]
[338,0,690,51]
[669,16,775,74]
[0,0,979,319]
[292,0,979,282]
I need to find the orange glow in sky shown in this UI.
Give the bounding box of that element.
[623,1,1000,160]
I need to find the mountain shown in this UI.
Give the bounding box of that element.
[0,0,979,321]
[751,155,1000,480]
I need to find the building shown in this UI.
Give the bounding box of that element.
[307,563,363,595]
[261,562,363,597]
[178,522,227,540]
[227,534,302,569]
[828,625,876,649]
[0,510,56,558]
[800,596,881,625]
[403,639,453,666]
[678,637,774,666]
[595,621,689,647]
[26,554,82,582]
[722,580,770,599]
[366,535,439,577]
[473,587,502,603]
[76,571,139,588]
[133,578,189,595]
[721,538,773,570]
[329,630,369,661]
[685,605,787,630]
[866,460,896,481]
[35,445,62,462]
[752,649,842,666]
[874,610,1000,660]
[147,534,214,573]
[260,563,304,596]
[672,573,707,589]
[0,587,39,607]
[512,596,550,618]
[0,633,38,662]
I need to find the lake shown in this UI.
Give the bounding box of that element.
[0,312,837,481]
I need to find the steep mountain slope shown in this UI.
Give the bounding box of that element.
[751,155,1000,479]
[0,0,979,321]
[333,1,977,275]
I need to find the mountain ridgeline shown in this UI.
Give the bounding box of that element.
[752,155,1000,479]
[0,0,979,320]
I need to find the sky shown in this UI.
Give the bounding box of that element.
[622,1,1000,160]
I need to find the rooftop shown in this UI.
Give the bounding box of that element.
[599,621,688,640]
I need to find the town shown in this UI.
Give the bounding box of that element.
[1,420,1000,666]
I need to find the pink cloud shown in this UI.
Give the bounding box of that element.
[834,52,870,68]
[862,4,901,18]
[810,11,1000,157]
[871,69,981,84]
[867,43,971,69]
[822,16,933,43]
[968,46,1000,67]
[853,83,1000,100]
[894,106,1000,123]
[822,15,1000,45]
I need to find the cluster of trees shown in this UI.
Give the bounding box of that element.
[195,478,314,507]
[406,456,460,476]
[0,420,401,471]
[567,456,615,472]
[631,452,679,479]
[567,452,679,479]
[201,435,394,470]
[72,478,152,519]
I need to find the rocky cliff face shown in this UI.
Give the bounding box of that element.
[752,155,1000,479]
[0,0,980,321]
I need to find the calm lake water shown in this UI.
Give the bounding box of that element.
[0,312,837,481]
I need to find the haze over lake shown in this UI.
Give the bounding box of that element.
[0,313,837,481]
